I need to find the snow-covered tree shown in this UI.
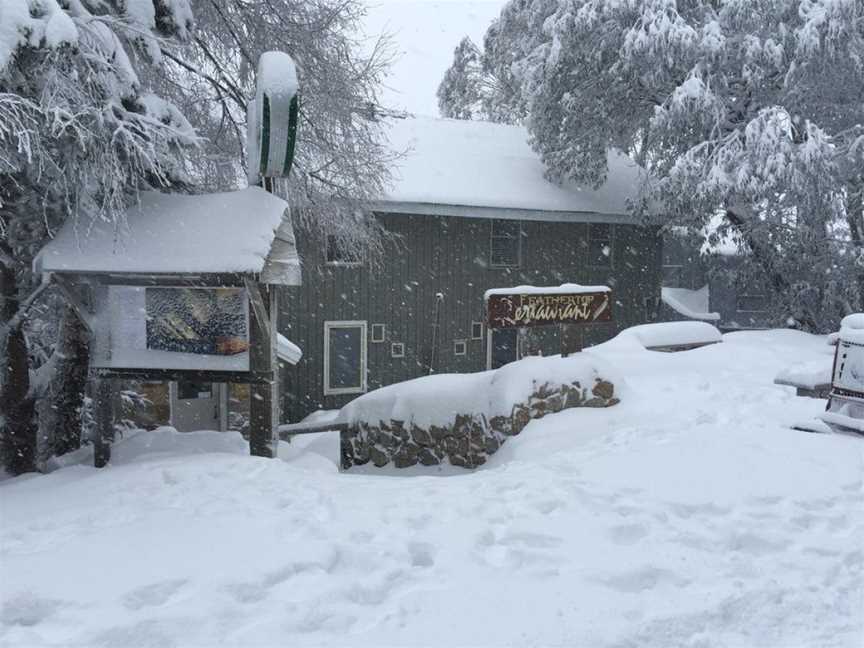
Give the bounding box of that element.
[445,0,864,331]
[151,0,396,256]
[438,37,487,120]
[438,0,557,124]
[0,0,197,474]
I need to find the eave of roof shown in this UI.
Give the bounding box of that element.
[371,200,639,224]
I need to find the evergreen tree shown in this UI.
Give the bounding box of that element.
[0,0,196,474]
[443,0,864,331]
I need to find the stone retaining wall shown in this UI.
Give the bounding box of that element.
[341,377,618,470]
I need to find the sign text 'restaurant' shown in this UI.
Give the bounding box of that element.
[487,291,612,329]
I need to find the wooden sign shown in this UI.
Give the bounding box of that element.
[487,289,612,329]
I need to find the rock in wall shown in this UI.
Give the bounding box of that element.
[341,378,618,470]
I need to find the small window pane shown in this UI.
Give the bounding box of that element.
[391,342,405,358]
[471,322,483,339]
[490,220,522,268]
[454,340,467,356]
[737,295,767,313]
[178,381,212,400]
[328,326,363,390]
[371,323,385,343]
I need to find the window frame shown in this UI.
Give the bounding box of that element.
[454,339,467,356]
[370,323,386,343]
[391,342,405,358]
[323,320,368,396]
[471,321,484,340]
[489,219,523,269]
[587,223,614,268]
[736,294,768,314]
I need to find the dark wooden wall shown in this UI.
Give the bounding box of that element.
[279,212,663,422]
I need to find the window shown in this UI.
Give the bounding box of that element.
[326,234,362,265]
[490,220,522,268]
[662,264,684,287]
[737,295,767,313]
[588,223,613,267]
[471,321,484,340]
[324,321,367,395]
[177,381,212,400]
[391,342,405,358]
[371,323,385,343]
[454,339,467,356]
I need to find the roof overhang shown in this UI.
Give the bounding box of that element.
[371,200,639,224]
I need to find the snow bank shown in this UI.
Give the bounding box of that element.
[342,354,620,430]
[34,187,299,277]
[342,371,493,430]
[661,285,720,321]
[2,330,861,647]
[380,116,645,217]
[614,321,722,350]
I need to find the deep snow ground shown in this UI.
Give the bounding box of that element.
[1,330,862,647]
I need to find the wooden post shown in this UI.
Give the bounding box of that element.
[93,376,113,468]
[248,282,278,458]
[560,324,583,358]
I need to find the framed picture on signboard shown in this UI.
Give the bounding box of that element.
[91,286,252,372]
[145,288,249,356]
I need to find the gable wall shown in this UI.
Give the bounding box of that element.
[279,212,662,423]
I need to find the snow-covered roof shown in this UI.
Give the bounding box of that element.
[378,116,645,220]
[34,187,301,283]
[661,286,720,321]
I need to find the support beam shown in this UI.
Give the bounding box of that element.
[93,377,113,468]
[248,283,279,458]
[560,324,583,358]
[244,277,271,341]
[52,275,95,335]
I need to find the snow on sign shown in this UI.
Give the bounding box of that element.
[485,284,613,329]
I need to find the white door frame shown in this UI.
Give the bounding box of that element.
[486,327,523,370]
[323,320,368,396]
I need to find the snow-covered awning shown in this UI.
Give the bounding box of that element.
[661,286,720,321]
[378,116,647,221]
[34,187,301,285]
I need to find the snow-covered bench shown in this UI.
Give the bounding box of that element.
[774,360,833,399]
[616,321,722,352]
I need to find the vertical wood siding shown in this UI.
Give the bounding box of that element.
[279,212,662,422]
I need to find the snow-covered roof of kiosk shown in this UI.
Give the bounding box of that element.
[378,116,645,221]
[35,187,301,284]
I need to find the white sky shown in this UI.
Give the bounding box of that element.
[362,1,507,117]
